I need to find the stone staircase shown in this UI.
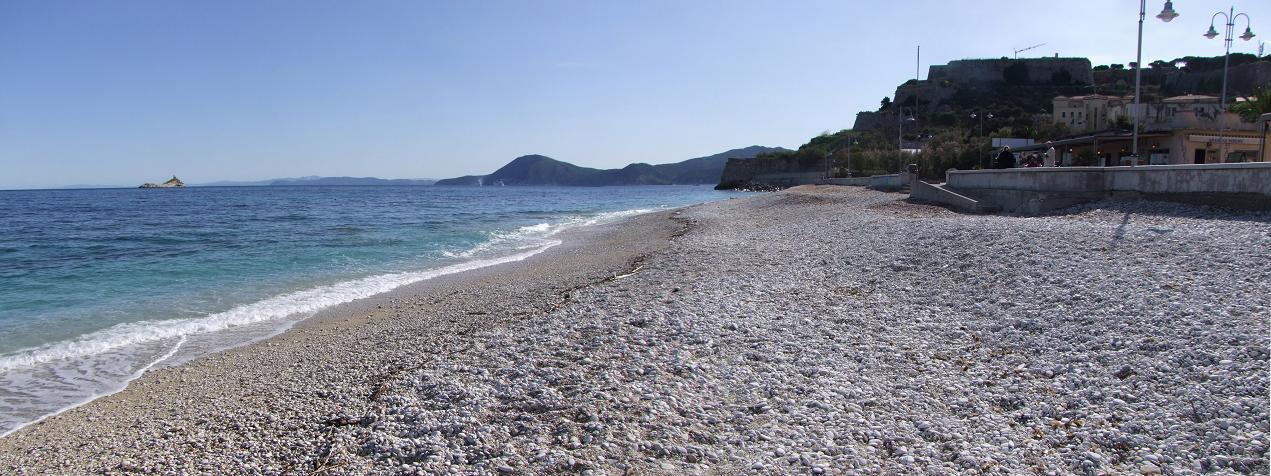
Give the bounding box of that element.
[909,180,998,213]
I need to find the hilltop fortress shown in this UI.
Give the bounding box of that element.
[855,57,1095,130]
[855,55,1268,131]
[926,57,1094,84]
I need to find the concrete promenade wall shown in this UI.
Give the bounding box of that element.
[826,177,872,186]
[1104,164,1271,195]
[943,163,1271,212]
[747,172,824,188]
[947,164,1271,195]
[826,173,911,191]
[946,167,1106,193]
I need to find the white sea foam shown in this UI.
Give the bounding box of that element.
[0,207,656,437]
[442,208,654,259]
[0,242,558,374]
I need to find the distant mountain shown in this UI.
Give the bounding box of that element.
[191,179,274,187]
[434,146,789,186]
[52,184,131,190]
[268,176,436,186]
[193,176,436,187]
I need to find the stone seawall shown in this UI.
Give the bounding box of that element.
[716,156,824,190]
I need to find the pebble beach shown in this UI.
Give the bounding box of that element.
[0,186,1268,475]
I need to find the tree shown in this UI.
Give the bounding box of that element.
[1230,88,1271,122]
[934,111,957,127]
[880,96,892,111]
[1110,64,1125,70]
[1035,121,1072,142]
[1113,115,1132,130]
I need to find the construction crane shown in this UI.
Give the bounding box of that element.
[1013,43,1047,59]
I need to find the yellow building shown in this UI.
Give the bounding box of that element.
[1052,95,1132,132]
[1044,94,1268,164]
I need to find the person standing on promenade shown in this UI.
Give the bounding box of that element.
[1043,141,1058,167]
[994,146,1016,169]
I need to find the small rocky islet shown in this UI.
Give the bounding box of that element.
[139,176,185,188]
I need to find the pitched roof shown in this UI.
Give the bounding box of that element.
[1162,94,1220,103]
[1055,94,1132,102]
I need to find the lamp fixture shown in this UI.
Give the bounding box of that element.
[1157,1,1179,22]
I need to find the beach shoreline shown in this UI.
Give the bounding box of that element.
[0,205,688,473]
[1,186,1267,475]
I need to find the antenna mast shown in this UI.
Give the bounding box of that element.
[916,45,921,81]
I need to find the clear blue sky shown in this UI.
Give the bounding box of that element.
[2,0,1267,189]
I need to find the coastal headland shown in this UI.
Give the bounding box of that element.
[1,187,1267,474]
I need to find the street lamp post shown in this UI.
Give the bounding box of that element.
[1260,116,1268,163]
[846,139,858,177]
[824,139,862,180]
[970,112,993,168]
[1132,1,1180,167]
[1205,7,1256,163]
[897,108,915,173]
[824,149,832,180]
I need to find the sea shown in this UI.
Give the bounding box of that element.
[0,185,737,435]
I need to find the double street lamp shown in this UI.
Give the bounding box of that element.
[842,138,859,178]
[1131,0,1180,167]
[1204,6,1256,162]
[824,139,861,179]
[970,112,993,168]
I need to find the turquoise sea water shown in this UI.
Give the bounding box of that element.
[0,185,735,435]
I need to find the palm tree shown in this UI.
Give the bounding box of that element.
[1230,88,1271,122]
